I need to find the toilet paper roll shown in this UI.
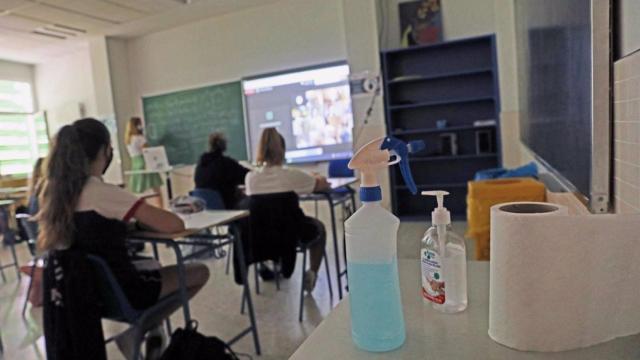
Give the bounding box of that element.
[489,202,640,352]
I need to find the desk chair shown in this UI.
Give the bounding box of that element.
[189,189,225,210]
[243,192,333,322]
[0,206,20,283]
[88,255,188,360]
[189,189,230,265]
[17,214,40,317]
[328,158,357,214]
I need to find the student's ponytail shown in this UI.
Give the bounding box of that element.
[38,118,111,251]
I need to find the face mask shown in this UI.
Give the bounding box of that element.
[103,146,113,174]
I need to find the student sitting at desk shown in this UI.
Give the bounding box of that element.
[125,117,163,204]
[14,158,44,245]
[27,157,44,214]
[194,132,249,209]
[38,118,210,354]
[245,128,330,291]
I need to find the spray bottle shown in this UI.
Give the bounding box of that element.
[346,136,424,352]
[421,191,468,313]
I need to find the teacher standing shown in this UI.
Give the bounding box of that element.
[125,117,163,205]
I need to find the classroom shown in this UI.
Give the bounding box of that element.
[0,0,639,359]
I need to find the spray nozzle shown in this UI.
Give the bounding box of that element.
[422,190,450,225]
[380,136,424,195]
[349,136,424,198]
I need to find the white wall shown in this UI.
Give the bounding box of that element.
[380,0,496,50]
[34,38,124,184]
[342,0,390,208]
[0,59,34,84]
[35,45,97,135]
[0,59,36,109]
[107,38,135,172]
[123,0,346,117]
[109,0,347,195]
[617,0,640,58]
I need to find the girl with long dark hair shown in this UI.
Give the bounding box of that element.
[38,118,209,312]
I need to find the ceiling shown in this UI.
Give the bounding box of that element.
[0,0,283,64]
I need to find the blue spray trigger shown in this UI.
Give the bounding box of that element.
[380,136,420,195]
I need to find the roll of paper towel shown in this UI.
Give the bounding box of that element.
[489,202,640,352]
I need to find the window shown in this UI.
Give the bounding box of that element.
[0,80,48,176]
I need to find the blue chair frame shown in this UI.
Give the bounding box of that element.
[190,188,233,271]
[18,214,40,318]
[88,254,187,360]
[189,188,225,210]
[0,204,20,283]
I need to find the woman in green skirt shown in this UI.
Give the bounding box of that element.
[125,117,163,206]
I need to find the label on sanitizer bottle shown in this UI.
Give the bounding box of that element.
[421,249,445,304]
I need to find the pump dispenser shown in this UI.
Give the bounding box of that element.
[345,136,423,352]
[421,191,468,313]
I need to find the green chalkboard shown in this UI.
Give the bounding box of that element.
[142,81,246,165]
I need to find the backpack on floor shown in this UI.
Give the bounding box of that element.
[160,320,239,360]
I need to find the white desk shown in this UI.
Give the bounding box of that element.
[301,176,358,300]
[129,210,261,355]
[291,260,640,359]
[131,210,248,240]
[327,176,358,190]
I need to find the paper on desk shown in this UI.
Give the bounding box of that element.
[489,202,640,352]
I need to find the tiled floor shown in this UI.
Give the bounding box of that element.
[0,203,474,360]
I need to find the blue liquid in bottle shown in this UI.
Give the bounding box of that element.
[347,257,406,352]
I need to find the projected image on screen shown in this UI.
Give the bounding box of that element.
[243,63,353,164]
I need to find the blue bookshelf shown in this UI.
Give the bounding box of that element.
[381,35,502,219]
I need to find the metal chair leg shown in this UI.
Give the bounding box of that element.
[22,261,37,318]
[254,263,260,295]
[323,250,333,302]
[231,224,261,355]
[0,258,6,283]
[299,249,307,322]
[131,330,144,360]
[240,286,246,315]
[165,318,172,337]
[9,242,20,280]
[274,260,280,291]
[225,243,232,275]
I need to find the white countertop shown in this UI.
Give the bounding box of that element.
[290,260,640,359]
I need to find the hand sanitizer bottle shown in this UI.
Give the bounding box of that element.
[345,136,424,352]
[421,191,468,313]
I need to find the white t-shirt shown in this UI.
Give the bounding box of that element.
[76,176,142,222]
[126,135,146,157]
[245,166,316,196]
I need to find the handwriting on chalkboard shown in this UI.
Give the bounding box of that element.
[142,81,247,165]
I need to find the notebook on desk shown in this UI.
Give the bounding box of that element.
[327,177,358,189]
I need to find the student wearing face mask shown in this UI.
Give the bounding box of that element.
[39,118,210,358]
[125,117,163,205]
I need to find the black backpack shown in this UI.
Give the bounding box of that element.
[160,321,240,360]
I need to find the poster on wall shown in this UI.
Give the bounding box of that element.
[399,0,443,47]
